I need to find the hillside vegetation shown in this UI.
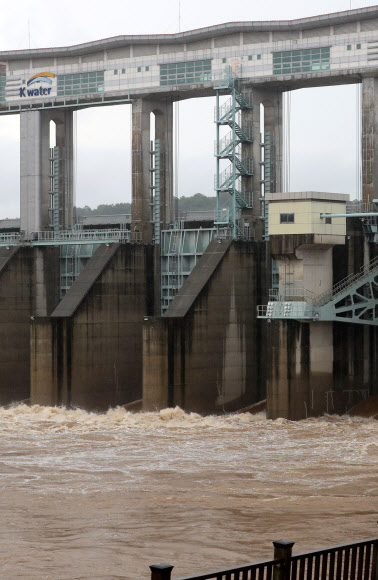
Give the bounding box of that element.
[75,193,228,219]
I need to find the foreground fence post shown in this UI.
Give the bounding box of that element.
[273,540,295,580]
[373,542,378,580]
[150,564,174,580]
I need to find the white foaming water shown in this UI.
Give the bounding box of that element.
[0,405,377,579]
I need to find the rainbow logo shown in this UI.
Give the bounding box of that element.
[27,72,55,87]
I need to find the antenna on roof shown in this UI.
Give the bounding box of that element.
[28,20,30,50]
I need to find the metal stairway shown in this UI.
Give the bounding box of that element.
[257,256,378,326]
[315,256,378,325]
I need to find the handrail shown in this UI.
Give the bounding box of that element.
[173,558,279,580]
[150,537,378,580]
[314,255,378,306]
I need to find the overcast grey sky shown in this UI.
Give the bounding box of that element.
[0,0,373,217]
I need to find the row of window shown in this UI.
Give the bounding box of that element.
[347,44,361,50]
[222,55,261,63]
[160,59,212,86]
[280,213,332,224]
[273,47,330,75]
[0,78,5,102]
[114,67,150,74]
[57,71,104,96]
[0,66,6,101]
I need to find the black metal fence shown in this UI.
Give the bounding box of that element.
[150,537,378,580]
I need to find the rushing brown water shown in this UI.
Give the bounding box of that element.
[0,405,377,579]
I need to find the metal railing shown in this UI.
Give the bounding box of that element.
[214,97,233,123]
[0,232,22,245]
[269,285,315,303]
[178,211,215,222]
[31,229,139,244]
[0,229,142,246]
[257,303,315,319]
[290,537,378,580]
[149,537,378,580]
[314,255,378,306]
[346,200,376,214]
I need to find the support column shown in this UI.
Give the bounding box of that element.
[241,87,283,240]
[132,98,173,243]
[362,77,378,204]
[264,90,283,195]
[20,109,74,238]
[20,111,50,237]
[55,110,74,229]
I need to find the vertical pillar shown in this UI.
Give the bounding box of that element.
[241,87,283,240]
[20,109,74,238]
[55,110,74,229]
[132,98,173,243]
[273,540,295,580]
[20,110,50,237]
[263,89,283,195]
[155,103,173,226]
[362,77,378,204]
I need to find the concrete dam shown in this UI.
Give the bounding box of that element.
[0,6,377,420]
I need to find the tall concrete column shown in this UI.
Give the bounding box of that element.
[20,111,50,237]
[55,110,74,229]
[131,98,173,243]
[241,87,283,240]
[264,90,283,195]
[362,77,378,204]
[20,109,74,238]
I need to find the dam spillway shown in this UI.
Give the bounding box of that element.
[0,7,377,418]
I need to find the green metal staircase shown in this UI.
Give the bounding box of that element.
[214,71,253,238]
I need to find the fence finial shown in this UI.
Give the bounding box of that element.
[150,563,174,580]
[273,540,295,580]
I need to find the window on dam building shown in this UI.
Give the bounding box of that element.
[280,213,295,224]
[0,63,5,101]
[160,59,212,86]
[57,71,104,96]
[273,47,330,75]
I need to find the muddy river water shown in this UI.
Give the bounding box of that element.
[0,405,377,579]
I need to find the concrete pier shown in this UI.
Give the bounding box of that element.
[20,110,74,238]
[0,246,59,405]
[30,243,154,410]
[143,239,270,413]
[131,98,173,242]
[241,87,283,240]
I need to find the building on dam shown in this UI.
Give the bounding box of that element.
[0,6,377,419]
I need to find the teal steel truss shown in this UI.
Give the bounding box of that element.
[214,71,253,239]
[257,256,378,326]
[315,256,378,325]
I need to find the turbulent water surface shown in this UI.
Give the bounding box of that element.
[0,405,377,579]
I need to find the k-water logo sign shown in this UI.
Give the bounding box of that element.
[19,72,55,97]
